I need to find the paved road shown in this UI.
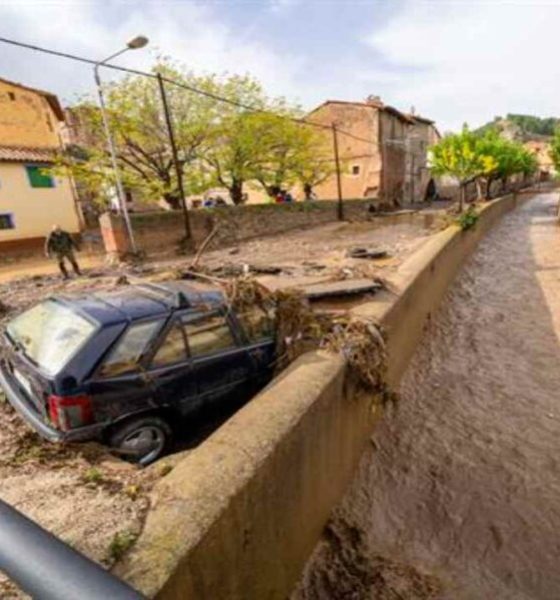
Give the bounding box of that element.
[296,193,560,599]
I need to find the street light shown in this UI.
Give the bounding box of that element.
[93,35,149,254]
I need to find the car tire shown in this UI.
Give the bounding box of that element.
[109,416,172,466]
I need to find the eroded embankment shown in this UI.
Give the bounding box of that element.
[294,193,560,600]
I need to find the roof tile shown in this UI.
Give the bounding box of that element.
[0,145,58,163]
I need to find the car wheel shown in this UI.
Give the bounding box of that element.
[109,416,172,466]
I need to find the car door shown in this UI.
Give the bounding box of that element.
[85,319,163,423]
[231,305,276,388]
[146,317,198,417]
[182,309,254,408]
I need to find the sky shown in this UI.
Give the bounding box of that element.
[0,0,559,132]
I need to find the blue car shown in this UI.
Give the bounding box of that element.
[0,282,275,465]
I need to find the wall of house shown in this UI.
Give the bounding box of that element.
[404,121,439,204]
[0,81,59,148]
[310,103,382,201]
[0,163,80,244]
[379,110,407,205]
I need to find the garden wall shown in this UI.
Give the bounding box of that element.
[130,200,373,256]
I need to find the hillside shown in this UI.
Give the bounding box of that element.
[477,114,559,141]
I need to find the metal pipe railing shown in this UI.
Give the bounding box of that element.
[0,499,145,599]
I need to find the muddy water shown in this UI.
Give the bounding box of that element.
[294,194,560,599]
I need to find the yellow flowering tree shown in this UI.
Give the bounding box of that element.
[430,126,497,211]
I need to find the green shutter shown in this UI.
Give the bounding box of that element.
[25,165,54,188]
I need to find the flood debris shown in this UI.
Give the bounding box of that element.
[347,247,390,260]
[222,276,387,392]
[292,516,442,600]
[301,278,382,300]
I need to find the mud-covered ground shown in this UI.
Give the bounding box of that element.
[0,217,439,596]
[294,193,560,599]
[0,273,177,598]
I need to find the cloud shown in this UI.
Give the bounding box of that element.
[364,1,560,131]
[0,0,305,105]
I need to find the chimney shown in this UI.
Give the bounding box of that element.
[366,94,382,106]
[410,106,416,116]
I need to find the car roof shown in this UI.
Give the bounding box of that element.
[55,281,226,325]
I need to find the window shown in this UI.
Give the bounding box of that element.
[7,92,15,101]
[25,165,54,188]
[237,307,274,343]
[7,300,96,376]
[184,313,236,357]
[151,322,188,367]
[351,165,360,176]
[0,213,14,230]
[99,320,161,378]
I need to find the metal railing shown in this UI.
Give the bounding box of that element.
[0,499,144,600]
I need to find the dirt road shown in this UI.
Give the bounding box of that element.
[295,193,560,599]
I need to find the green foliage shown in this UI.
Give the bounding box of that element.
[430,126,538,209]
[430,126,497,185]
[550,129,560,173]
[106,530,138,562]
[505,114,559,137]
[476,131,538,181]
[55,58,331,207]
[82,467,103,484]
[457,206,479,230]
[477,114,560,139]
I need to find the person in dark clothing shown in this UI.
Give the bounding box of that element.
[45,225,81,279]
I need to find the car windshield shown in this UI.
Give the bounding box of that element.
[6,300,96,376]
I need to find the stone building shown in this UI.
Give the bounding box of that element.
[524,139,555,180]
[307,96,439,206]
[405,113,441,203]
[0,78,81,253]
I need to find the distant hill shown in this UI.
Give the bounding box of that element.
[477,114,560,141]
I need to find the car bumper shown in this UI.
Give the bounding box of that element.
[0,364,103,443]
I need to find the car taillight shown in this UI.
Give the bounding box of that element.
[48,394,93,431]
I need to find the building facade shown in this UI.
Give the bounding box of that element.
[308,97,439,206]
[524,140,556,180]
[0,78,81,252]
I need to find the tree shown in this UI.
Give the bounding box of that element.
[430,127,497,211]
[55,59,221,210]
[475,132,536,199]
[196,80,331,204]
[56,62,331,208]
[550,128,560,175]
[250,116,335,200]
[481,132,538,198]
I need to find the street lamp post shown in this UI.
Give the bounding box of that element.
[93,35,148,254]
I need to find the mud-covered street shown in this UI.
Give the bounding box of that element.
[295,192,560,599]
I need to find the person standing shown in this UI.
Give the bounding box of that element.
[45,225,82,279]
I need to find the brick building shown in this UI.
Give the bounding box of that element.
[308,96,439,206]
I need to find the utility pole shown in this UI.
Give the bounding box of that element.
[94,66,137,254]
[410,153,415,204]
[157,73,192,245]
[93,36,148,255]
[331,122,344,221]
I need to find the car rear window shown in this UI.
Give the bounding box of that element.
[6,300,96,376]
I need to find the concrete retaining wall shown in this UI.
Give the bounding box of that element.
[115,193,524,599]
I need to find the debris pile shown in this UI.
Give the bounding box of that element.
[222,276,387,393]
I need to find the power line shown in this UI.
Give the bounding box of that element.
[0,35,378,146]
